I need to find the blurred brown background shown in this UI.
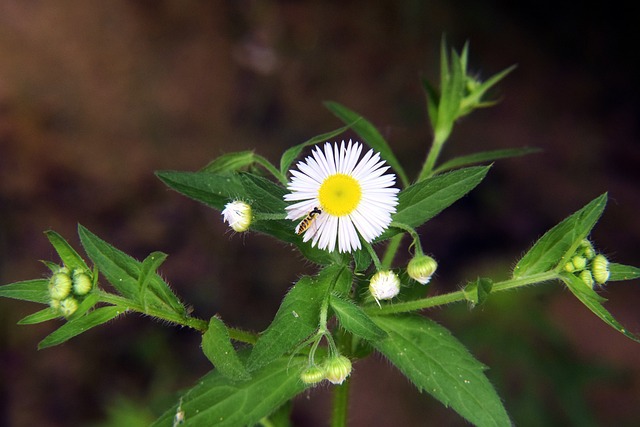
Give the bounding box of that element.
[1,1,639,426]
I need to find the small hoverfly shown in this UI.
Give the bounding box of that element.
[295,207,322,235]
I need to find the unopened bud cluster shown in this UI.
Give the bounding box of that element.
[563,240,610,288]
[300,355,352,386]
[48,266,94,317]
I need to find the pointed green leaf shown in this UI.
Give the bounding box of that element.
[138,251,183,314]
[372,314,511,427]
[513,194,607,278]
[247,265,338,371]
[78,225,185,315]
[44,230,89,271]
[66,292,100,322]
[38,306,125,349]
[17,307,59,325]
[0,279,50,303]
[608,263,640,282]
[421,77,440,131]
[200,151,256,174]
[151,356,309,427]
[378,166,489,240]
[561,272,640,342]
[279,125,351,175]
[156,170,244,211]
[463,277,493,307]
[433,147,541,174]
[324,101,409,187]
[330,294,386,341]
[202,316,250,380]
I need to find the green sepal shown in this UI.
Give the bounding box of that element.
[324,101,409,188]
[38,306,126,349]
[0,279,50,304]
[151,356,309,427]
[463,277,493,307]
[44,230,90,272]
[513,194,607,278]
[330,294,387,341]
[371,314,511,427]
[202,316,251,381]
[17,307,59,325]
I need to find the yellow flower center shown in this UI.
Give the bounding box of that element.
[318,174,362,216]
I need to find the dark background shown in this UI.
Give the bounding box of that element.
[1,1,639,426]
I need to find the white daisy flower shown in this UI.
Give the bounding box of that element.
[284,140,399,253]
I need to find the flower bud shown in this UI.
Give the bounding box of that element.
[571,256,587,271]
[221,201,252,232]
[323,355,352,385]
[72,269,93,296]
[49,270,72,300]
[579,270,594,289]
[580,239,596,260]
[59,296,79,317]
[300,365,325,385]
[407,254,438,285]
[369,270,400,303]
[563,262,576,273]
[591,254,610,285]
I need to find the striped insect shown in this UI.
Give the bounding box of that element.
[295,207,322,235]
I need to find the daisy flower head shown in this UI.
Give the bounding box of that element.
[284,140,399,253]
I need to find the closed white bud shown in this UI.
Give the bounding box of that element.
[407,255,438,285]
[221,201,252,232]
[369,270,400,303]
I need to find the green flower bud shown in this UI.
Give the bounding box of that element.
[72,269,93,296]
[407,254,438,285]
[579,270,594,289]
[300,365,325,385]
[221,201,252,232]
[59,297,79,317]
[571,256,587,271]
[323,355,352,385]
[563,262,576,273]
[591,254,610,285]
[369,270,400,303]
[49,271,72,300]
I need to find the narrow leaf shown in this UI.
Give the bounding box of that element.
[463,277,493,307]
[247,266,337,371]
[561,272,640,342]
[324,101,409,187]
[330,294,386,341]
[433,147,541,174]
[78,225,185,315]
[44,230,89,271]
[279,125,351,175]
[513,194,607,278]
[378,166,489,240]
[200,151,256,174]
[202,316,250,380]
[38,306,125,349]
[138,251,180,313]
[18,307,59,325]
[155,170,244,211]
[0,279,50,303]
[608,263,640,282]
[372,314,511,427]
[151,356,308,427]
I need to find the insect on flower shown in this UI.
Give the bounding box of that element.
[295,207,322,235]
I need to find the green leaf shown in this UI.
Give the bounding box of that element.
[561,272,640,342]
[17,307,59,325]
[433,147,541,174]
[279,125,352,175]
[200,151,256,174]
[38,306,125,349]
[371,314,511,427]
[0,279,50,303]
[608,263,640,282]
[246,266,336,371]
[138,251,179,313]
[151,356,309,427]
[378,166,489,240]
[330,294,386,341]
[156,170,244,211]
[421,77,440,131]
[202,316,250,381]
[324,101,409,187]
[463,277,493,307]
[44,230,90,272]
[78,225,185,315]
[513,194,607,278]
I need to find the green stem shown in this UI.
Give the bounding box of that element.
[363,242,382,270]
[254,154,288,185]
[363,271,558,316]
[417,133,447,182]
[381,234,403,270]
[330,378,351,427]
